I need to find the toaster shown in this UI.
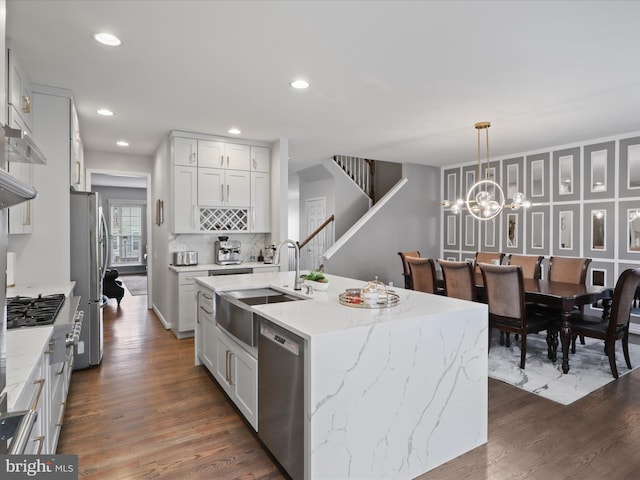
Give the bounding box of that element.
[173,251,198,266]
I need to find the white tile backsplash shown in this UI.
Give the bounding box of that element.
[169,233,268,264]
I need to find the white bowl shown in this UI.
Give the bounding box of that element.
[304,279,329,291]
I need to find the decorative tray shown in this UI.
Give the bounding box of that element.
[338,291,400,309]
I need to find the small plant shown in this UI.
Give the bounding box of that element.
[301,270,328,283]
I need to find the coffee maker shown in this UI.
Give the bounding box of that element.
[214,237,242,265]
[263,244,277,264]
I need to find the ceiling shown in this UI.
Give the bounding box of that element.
[6,1,640,175]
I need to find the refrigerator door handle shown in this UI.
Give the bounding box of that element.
[99,211,110,279]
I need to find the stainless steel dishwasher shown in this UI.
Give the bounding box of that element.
[258,316,304,480]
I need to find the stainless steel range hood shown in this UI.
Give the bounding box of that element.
[0,167,37,208]
[4,124,47,165]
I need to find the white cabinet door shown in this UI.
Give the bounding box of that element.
[173,137,198,166]
[198,140,225,168]
[250,171,270,232]
[225,170,251,207]
[8,160,33,234]
[251,146,270,172]
[70,101,84,190]
[196,288,216,370]
[231,346,258,430]
[198,168,225,206]
[173,166,198,233]
[178,283,196,332]
[213,328,234,397]
[212,326,258,430]
[225,143,251,170]
[8,48,33,132]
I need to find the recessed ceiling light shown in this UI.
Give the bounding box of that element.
[290,79,309,89]
[97,108,114,116]
[228,128,241,135]
[94,32,122,47]
[116,140,129,147]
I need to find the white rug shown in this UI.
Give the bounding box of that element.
[488,333,640,405]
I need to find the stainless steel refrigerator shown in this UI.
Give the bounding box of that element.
[70,191,108,369]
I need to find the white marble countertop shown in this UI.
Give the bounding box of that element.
[169,262,279,273]
[195,270,488,478]
[4,282,76,410]
[195,270,482,339]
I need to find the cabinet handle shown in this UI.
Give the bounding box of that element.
[202,292,212,300]
[192,152,197,164]
[31,378,45,410]
[33,436,45,454]
[199,305,213,315]
[75,161,81,184]
[226,184,230,202]
[22,95,31,113]
[225,350,232,383]
[252,158,257,170]
[220,155,224,167]
[56,402,67,427]
[252,206,256,228]
[220,184,224,203]
[226,156,230,168]
[24,200,31,226]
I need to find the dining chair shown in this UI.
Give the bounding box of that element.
[567,268,640,378]
[480,263,555,369]
[548,256,591,284]
[398,250,420,289]
[548,256,592,349]
[474,252,505,273]
[507,254,544,280]
[405,256,438,294]
[438,259,477,301]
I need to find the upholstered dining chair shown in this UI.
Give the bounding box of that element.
[405,257,438,294]
[567,268,640,378]
[548,256,591,284]
[474,252,505,273]
[438,259,476,301]
[480,263,555,369]
[398,250,421,289]
[548,256,592,349]
[507,254,544,280]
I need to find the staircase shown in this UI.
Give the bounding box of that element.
[332,155,375,202]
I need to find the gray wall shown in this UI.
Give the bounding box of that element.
[324,163,441,287]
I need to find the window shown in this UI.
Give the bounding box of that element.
[110,204,143,266]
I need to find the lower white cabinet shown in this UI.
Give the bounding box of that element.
[196,288,216,371]
[171,270,207,338]
[195,283,258,431]
[14,355,47,454]
[212,326,258,430]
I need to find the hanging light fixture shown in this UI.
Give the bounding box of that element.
[441,121,530,220]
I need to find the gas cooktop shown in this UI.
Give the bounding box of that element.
[6,293,66,329]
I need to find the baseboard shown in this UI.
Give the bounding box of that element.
[152,304,171,330]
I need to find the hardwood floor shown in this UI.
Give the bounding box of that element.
[58,289,640,479]
[57,290,284,479]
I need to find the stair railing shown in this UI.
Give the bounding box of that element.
[296,214,335,270]
[332,155,375,201]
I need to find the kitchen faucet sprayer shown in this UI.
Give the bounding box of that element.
[274,239,302,290]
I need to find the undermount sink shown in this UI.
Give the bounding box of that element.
[226,287,308,306]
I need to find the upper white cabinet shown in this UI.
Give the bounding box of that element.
[251,146,270,172]
[168,132,270,233]
[7,47,33,133]
[173,136,198,166]
[70,100,84,190]
[198,141,251,171]
[7,111,33,234]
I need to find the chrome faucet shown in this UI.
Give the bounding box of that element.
[274,239,302,290]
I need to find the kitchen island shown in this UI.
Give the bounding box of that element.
[195,271,488,479]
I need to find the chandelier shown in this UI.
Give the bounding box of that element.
[441,121,530,220]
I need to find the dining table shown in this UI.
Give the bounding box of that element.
[440,272,612,373]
